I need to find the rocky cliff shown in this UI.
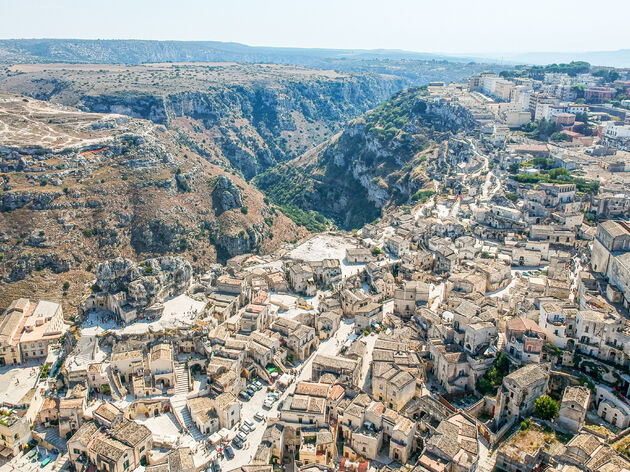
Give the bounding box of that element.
[95,256,192,309]
[0,94,304,314]
[255,87,478,229]
[0,63,407,178]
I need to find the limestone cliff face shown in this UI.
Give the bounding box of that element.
[76,78,406,178]
[1,66,406,179]
[96,256,192,309]
[255,87,479,229]
[0,95,304,314]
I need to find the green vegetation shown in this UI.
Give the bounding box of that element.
[520,418,532,431]
[593,69,621,83]
[501,61,591,80]
[505,192,519,203]
[477,353,510,395]
[550,132,571,142]
[520,119,559,140]
[279,205,332,232]
[411,189,436,203]
[39,363,52,379]
[363,87,428,151]
[81,228,94,237]
[512,172,599,194]
[372,247,383,256]
[534,395,559,420]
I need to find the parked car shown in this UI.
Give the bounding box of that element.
[236,431,248,442]
[263,399,273,409]
[232,437,243,449]
[211,459,221,472]
[239,391,251,401]
[250,382,261,391]
[244,419,255,430]
[239,424,251,434]
[246,388,255,396]
[254,380,263,389]
[254,412,266,422]
[224,445,234,459]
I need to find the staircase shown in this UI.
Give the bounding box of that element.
[272,355,287,374]
[178,401,205,441]
[496,332,506,352]
[105,366,123,400]
[174,362,189,395]
[170,362,204,440]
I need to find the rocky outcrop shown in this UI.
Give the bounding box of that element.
[81,94,168,125]
[1,191,61,211]
[212,176,242,214]
[8,253,73,282]
[95,256,193,309]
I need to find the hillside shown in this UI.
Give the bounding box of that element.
[0,94,305,314]
[255,87,478,229]
[0,39,505,73]
[0,63,410,178]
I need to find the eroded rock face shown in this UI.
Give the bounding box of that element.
[95,256,192,308]
[212,176,242,214]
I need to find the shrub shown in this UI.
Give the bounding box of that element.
[535,395,559,420]
[505,192,519,203]
[62,281,70,291]
[412,190,436,203]
[241,206,249,215]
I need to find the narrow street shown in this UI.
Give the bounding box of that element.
[218,320,355,469]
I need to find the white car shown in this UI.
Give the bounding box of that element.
[244,420,256,430]
[254,412,266,421]
[263,399,274,409]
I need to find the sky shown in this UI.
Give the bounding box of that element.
[2,0,630,55]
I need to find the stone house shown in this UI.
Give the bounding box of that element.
[316,311,341,340]
[558,386,590,433]
[387,235,409,257]
[312,354,360,387]
[346,248,374,264]
[288,264,317,296]
[187,396,218,434]
[394,280,430,320]
[354,302,383,333]
[148,343,176,389]
[594,384,630,428]
[494,364,549,421]
[420,413,478,472]
[279,394,327,427]
[505,317,546,364]
[372,363,416,411]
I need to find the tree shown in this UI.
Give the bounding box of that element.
[550,132,571,142]
[535,395,559,420]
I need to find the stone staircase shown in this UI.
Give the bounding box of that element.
[170,362,204,440]
[174,362,189,395]
[496,332,506,351]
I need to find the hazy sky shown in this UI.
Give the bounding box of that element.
[2,0,629,54]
